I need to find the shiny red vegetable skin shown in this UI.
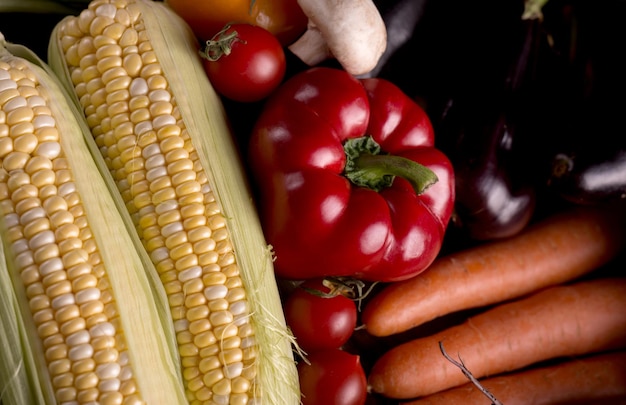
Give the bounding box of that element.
[248,67,455,282]
[297,349,368,405]
[284,279,357,352]
[201,24,286,103]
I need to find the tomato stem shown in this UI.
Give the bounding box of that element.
[201,24,246,62]
[343,136,438,194]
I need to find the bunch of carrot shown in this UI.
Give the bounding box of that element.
[362,204,626,403]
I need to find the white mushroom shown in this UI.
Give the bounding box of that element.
[288,0,387,76]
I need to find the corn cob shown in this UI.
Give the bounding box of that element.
[0,33,187,404]
[47,0,300,404]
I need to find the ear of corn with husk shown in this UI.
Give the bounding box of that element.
[0,32,187,404]
[47,0,300,404]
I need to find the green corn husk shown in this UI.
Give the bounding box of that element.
[47,0,300,403]
[0,33,186,404]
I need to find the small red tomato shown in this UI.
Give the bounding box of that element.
[298,349,368,405]
[284,278,358,352]
[201,23,286,102]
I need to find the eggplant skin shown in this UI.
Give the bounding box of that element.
[439,99,538,242]
[454,171,536,240]
[549,149,626,205]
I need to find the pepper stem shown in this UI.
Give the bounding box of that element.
[343,136,438,194]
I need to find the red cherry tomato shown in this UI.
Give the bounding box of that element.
[284,279,357,352]
[297,349,368,405]
[201,24,286,103]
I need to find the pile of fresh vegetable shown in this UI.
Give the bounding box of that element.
[0,0,624,404]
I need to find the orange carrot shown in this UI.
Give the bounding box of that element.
[362,205,626,337]
[368,278,626,400]
[403,351,626,405]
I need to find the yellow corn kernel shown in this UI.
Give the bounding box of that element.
[0,33,186,404]
[49,0,299,404]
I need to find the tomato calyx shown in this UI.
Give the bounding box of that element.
[343,135,439,195]
[301,277,360,299]
[201,24,246,62]
[306,277,377,311]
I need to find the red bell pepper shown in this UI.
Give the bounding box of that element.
[248,67,455,282]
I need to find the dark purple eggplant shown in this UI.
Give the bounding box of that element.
[540,0,626,205]
[444,105,537,240]
[548,147,626,205]
[435,10,552,241]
